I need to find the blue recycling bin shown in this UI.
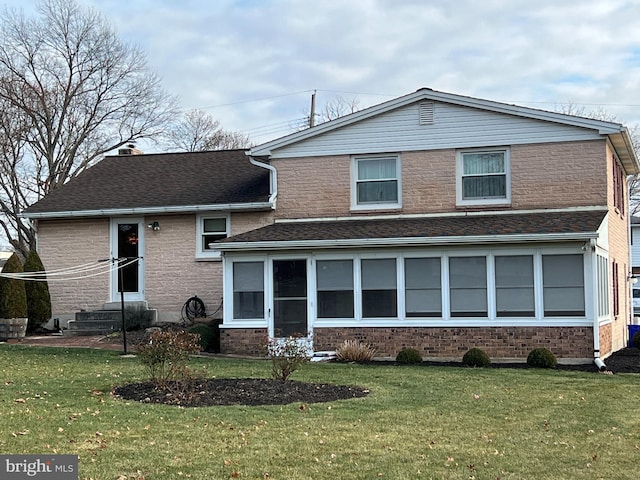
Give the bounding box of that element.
[628,325,640,347]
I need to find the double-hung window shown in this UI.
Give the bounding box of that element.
[196,214,229,258]
[405,258,442,317]
[232,262,264,319]
[352,155,401,209]
[495,255,534,317]
[449,256,487,317]
[317,260,354,318]
[457,148,510,205]
[361,258,397,317]
[542,254,585,316]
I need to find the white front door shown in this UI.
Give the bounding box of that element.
[110,218,145,302]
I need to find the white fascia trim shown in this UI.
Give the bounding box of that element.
[249,88,625,156]
[21,202,274,219]
[221,321,268,329]
[216,232,598,252]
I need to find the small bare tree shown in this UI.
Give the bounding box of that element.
[0,0,178,256]
[162,109,251,152]
[292,94,360,131]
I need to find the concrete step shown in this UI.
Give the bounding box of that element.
[69,307,156,336]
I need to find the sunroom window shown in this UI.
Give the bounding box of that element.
[449,256,487,317]
[542,254,585,316]
[317,260,354,318]
[405,257,441,317]
[495,255,534,317]
[232,262,264,319]
[361,258,397,317]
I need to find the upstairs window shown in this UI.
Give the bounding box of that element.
[457,148,510,205]
[196,214,229,258]
[352,155,401,209]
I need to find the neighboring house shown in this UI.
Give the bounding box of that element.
[630,216,640,314]
[23,88,639,363]
[0,251,12,269]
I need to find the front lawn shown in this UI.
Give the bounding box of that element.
[0,345,638,479]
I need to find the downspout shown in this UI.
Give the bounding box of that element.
[590,238,607,371]
[248,154,277,209]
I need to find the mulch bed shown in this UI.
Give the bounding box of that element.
[112,378,370,407]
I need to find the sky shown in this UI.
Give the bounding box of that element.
[5,0,640,151]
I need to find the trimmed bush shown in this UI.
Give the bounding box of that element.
[632,330,640,349]
[137,330,202,386]
[527,348,558,369]
[189,324,217,351]
[263,336,310,381]
[396,348,423,365]
[0,253,27,319]
[335,339,376,363]
[462,347,491,368]
[23,250,52,333]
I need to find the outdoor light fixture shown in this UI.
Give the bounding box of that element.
[148,221,160,231]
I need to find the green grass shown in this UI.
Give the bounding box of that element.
[1,345,639,479]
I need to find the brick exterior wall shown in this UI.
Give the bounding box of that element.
[37,219,111,318]
[37,211,273,323]
[272,140,608,219]
[219,326,594,360]
[604,143,632,355]
[220,328,268,356]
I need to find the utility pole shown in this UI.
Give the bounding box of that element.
[309,90,316,128]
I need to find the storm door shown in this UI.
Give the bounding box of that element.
[272,259,309,338]
[110,219,145,302]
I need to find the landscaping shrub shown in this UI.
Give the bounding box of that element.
[124,306,153,331]
[189,324,217,351]
[0,253,27,319]
[462,347,491,368]
[396,347,423,365]
[527,347,558,369]
[632,330,640,349]
[137,330,202,386]
[335,339,376,363]
[263,336,310,381]
[23,250,52,333]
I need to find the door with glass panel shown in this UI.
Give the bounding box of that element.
[272,259,309,338]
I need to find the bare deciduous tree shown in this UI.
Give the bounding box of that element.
[0,0,178,256]
[163,109,251,152]
[293,94,361,131]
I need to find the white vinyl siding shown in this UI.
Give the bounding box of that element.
[269,101,603,159]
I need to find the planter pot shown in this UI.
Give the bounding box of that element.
[0,318,28,340]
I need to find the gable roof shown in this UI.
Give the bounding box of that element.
[216,209,606,251]
[23,150,271,219]
[251,88,639,174]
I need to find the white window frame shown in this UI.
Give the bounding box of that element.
[456,147,511,206]
[351,154,402,211]
[196,213,230,259]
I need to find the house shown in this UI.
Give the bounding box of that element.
[630,216,640,314]
[22,149,274,324]
[23,88,639,363]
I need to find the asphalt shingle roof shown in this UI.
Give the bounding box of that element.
[24,149,270,215]
[219,210,606,245]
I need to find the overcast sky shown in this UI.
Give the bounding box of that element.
[5,0,640,148]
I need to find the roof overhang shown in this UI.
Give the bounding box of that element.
[21,202,274,220]
[216,232,598,252]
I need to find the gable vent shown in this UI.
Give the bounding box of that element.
[419,102,434,125]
